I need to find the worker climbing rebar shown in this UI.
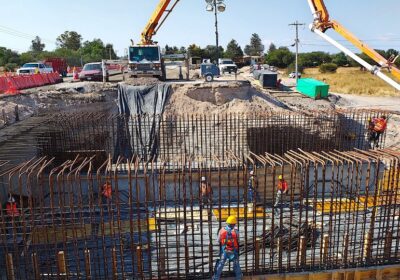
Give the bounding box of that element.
[200,176,213,208]
[246,170,259,205]
[368,115,388,148]
[213,215,242,280]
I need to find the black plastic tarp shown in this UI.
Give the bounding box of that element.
[114,83,172,162]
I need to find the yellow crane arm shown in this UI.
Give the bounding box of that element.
[309,0,400,81]
[141,0,180,45]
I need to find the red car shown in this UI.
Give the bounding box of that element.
[79,62,105,81]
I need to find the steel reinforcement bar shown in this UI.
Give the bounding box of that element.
[0,149,399,279]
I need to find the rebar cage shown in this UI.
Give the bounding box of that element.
[0,149,399,279]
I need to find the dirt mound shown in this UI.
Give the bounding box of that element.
[166,81,284,115]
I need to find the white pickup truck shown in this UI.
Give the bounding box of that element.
[17,62,53,75]
[218,58,238,74]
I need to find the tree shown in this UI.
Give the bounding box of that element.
[268,43,277,53]
[187,44,203,58]
[31,36,45,52]
[56,31,82,51]
[265,47,295,68]
[298,51,332,67]
[0,47,20,66]
[244,33,264,56]
[105,43,117,59]
[203,45,225,63]
[331,52,349,67]
[224,39,243,59]
[80,39,106,63]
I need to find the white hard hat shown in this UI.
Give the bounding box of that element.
[201,176,206,182]
[250,170,254,175]
[8,196,15,203]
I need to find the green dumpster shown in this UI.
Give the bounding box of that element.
[296,78,330,99]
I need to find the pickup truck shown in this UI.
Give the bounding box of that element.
[17,62,53,75]
[218,59,238,74]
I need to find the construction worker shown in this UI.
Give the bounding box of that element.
[101,181,112,203]
[247,170,259,204]
[200,176,212,208]
[369,116,388,148]
[274,175,288,212]
[213,215,242,280]
[5,195,20,218]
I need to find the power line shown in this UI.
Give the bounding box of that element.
[0,24,56,45]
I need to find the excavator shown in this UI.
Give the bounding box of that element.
[129,0,400,91]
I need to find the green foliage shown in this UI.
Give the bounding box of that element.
[202,45,224,63]
[164,45,186,55]
[286,62,304,74]
[331,52,349,67]
[56,31,82,51]
[0,47,20,66]
[31,36,45,52]
[224,39,243,59]
[265,47,295,68]
[4,63,18,72]
[298,51,332,67]
[319,63,338,73]
[268,43,277,53]
[244,33,264,56]
[187,44,203,58]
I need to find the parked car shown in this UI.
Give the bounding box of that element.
[218,58,238,74]
[17,62,53,75]
[289,72,302,79]
[79,63,106,81]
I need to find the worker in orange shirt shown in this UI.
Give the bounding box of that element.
[369,116,388,148]
[213,215,242,280]
[274,175,288,214]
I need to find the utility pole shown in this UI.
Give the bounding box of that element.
[214,0,219,65]
[289,21,305,85]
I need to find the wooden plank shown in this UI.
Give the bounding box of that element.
[212,206,270,221]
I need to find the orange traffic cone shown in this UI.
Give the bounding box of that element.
[5,78,20,94]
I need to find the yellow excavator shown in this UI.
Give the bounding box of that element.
[129,0,400,90]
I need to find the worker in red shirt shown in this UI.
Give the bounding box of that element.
[274,175,288,213]
[369,116,387,148]
[213,215,242,280]
[101,181,112,203]
[6,196,20,218]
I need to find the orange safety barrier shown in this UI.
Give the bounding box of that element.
[0,77,8,93]
[5,78,20,94]
[2,73,63,94]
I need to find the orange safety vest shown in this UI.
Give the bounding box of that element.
[219,227,239,252]
[102,183,112,199]
[374,118,387,133]
[278,180,288,193]
[6,202,20,217]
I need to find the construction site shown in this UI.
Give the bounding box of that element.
[1,1,400,280]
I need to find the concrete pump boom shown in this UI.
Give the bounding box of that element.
[308,0,400,90]
[141,0,180,45]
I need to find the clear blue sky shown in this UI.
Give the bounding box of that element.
[1,0,399,55]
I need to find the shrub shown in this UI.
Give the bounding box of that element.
[4,63,18,72]
[319,63,338,73]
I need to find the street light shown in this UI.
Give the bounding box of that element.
[205,0,226,65]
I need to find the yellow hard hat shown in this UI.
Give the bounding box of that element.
[278,175,283,180]
[226,215,237,225]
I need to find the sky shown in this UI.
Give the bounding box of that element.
[0,0,399,55]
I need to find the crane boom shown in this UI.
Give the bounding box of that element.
[141,0,180,45]
[308,0,400,88]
